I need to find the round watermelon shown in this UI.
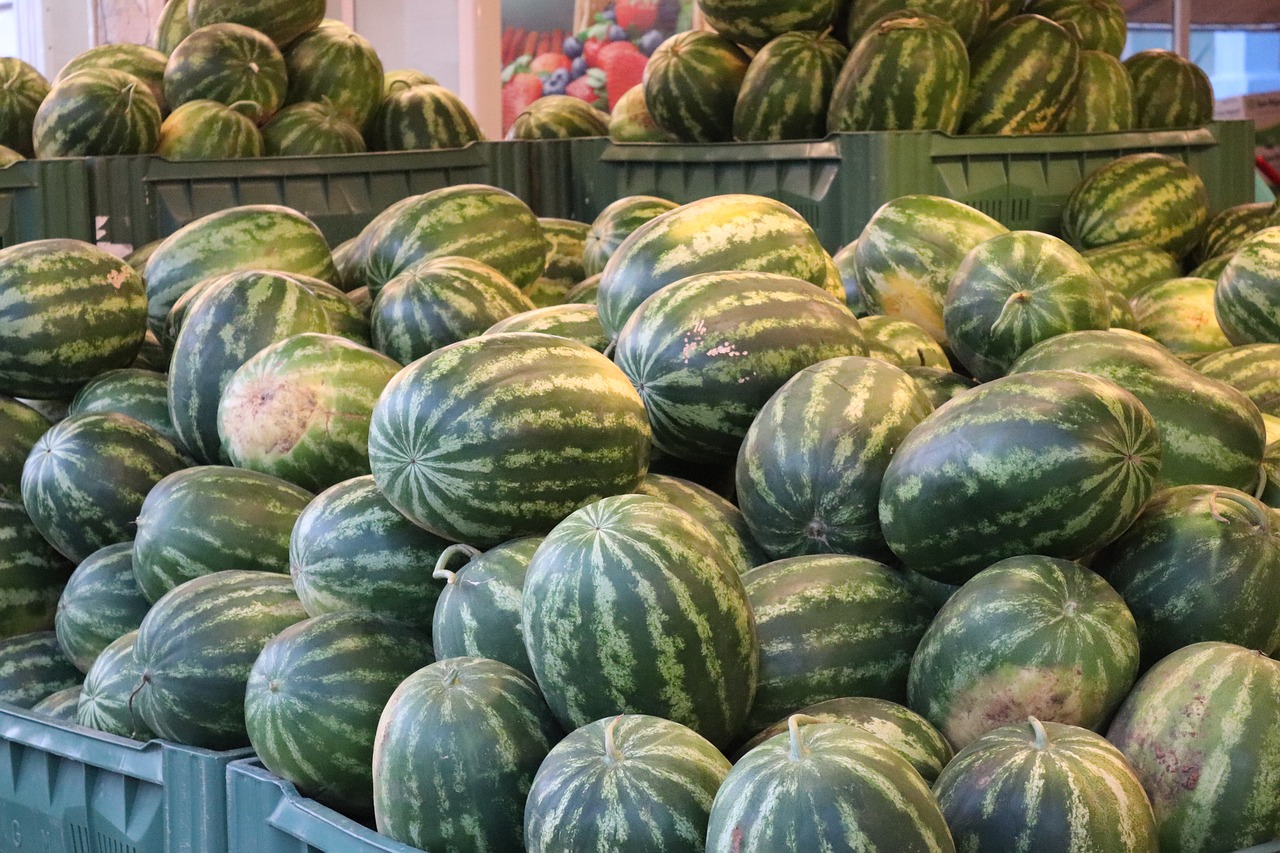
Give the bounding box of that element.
[56,44,168,112]
[33,67,162,157]
[1061,49,1135,133]
[0,400,49,502]
[283,19,383,129]
[1125,49,1214,130]
[77,630,155,741]
[643,31,749,143]
[1025,0,1128,55]
[962,14,1081,135]
[699,0,838,49]
[608,85,675,142]
[1196,343,1280,416]
[735,30,847,142]
[634,473,767,574]
[0,631,83,709]
[262,102,365,156]
[1215,226,1280,346]
[510,95,609,140]
[54,542,144,673]
[152,0,192,54]
[0,58,50,157]
[366,84,483,152]
[157,99,263,159]
[163,23,288,124]
[1130,277,1231,360]
[188,0,325,47]
[68,368,177,447]
[582,196,678,279]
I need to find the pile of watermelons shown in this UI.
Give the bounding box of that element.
[0,0,482,160]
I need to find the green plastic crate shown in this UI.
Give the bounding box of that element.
[569,121,1256,252]
[227,759,421,853]
[0,159,94,250]
[0,704,251,853]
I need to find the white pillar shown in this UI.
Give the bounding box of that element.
[457,0,502,140]
[1174,0,1192,59]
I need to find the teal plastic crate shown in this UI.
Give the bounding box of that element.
[569,121,1256,252]
[0,159,94,250]
[0,704,251,853]
[227,759,421,853]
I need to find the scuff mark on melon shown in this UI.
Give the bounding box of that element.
[943,665,1087,748]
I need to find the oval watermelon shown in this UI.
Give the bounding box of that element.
[34,67,162,157]
[643,31,749,143]
[735,30,847,142]
[635,473,767,574]
[0,58,50,157]
[1061,49,1135,133]
[366,84,483,152]
[152,0,192,54]
[68,368,176,447]
[163,23,287,124]
[1215,226,1280,346]
[56,44,168,112]
[1130,277,1231,360]
[77,630,155,741]
[0,631,83,709]
[54,542,145,673]
[1084,241,1183,299]
[188,0,325,48]
[582,195,678,279]
[283,19,383,129]
[1025,0,1128,55]
[1196,344,1280,416]
[262,102,365,156]
[962,14,1081,135]
[0,400,50,501]
[510,95,609,140]
[1125,49,1214,130]
[484,304,609,353]
[157,99,263,159]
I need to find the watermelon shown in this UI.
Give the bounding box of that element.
[163,24,288,124]
[1216,226,1280,346]
[1196,344,1280,416]
[246,611,433,819]
[131,331,167,372]
[369,333,651,547]
[262,102,365,156]
[21,413,187,565]
[77,630,155,741]
[1025,0,1128,55]
[962,15,1081,135]
[848,0,989,46]
[598,195,830,340]
[525,714,730,853]
[1010,331,1266,491]
[33,67,162,157]
[0,497,67,645]
[859,316,950,369]
[143,204,338,337]
[909,555,1140,749]
[582,196,678,279]
[188,0,325,47]
[432,538,540,678]
[562,274,601,305]
[1130,277,1231,360]
[522,494,758,749]
[31,685,81,720]
[510,95,610,140]
[615,272,867,463]
[707,719,955,853]
[0,58,50,157]
[854,196,1007,345]
[734,30,847,141]
[1063,154,1209,259]
[56,44,168,112]
[383,69,436,95]
[829,13,969,134]
[54,542,146,673]
[642,31,750,143]
[291,475,451,633]
[152,0,192,54]
[331,237,363,292]
[68,368,177,448]
[0,631,81,709]
[608,85,676,142]
[157,99,263,159]
[698,0,837,49]
[1195,201,1275,265]
[1108,643,1280,853]
[372,657,562,853]
[19,399,68,424]
[736,357,932,561]
[935,718,1158,852]
[133,570,307,749]
[986,0,1023,27]
[0,399,49,500]
[1190,252,1234,280]
[127,240,163,272]
[0,145,21,166]
[734,697,953,782]
[1092,485,1280,664]
[524,218,589,308]
[1266,441,1280,509]
[1061,49,1135,133]
[484,304,609,353]
[944,231,1112,381]
[635,473,767,574]
[1083,241,1184,299]
[366,84,484,152]
[880,370,1161,583]
[1125,49,1214,130]
[284,20,383,129]
[905,365,977,407]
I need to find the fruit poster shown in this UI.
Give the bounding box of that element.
[501,0,695,132]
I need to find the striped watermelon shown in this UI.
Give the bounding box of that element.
[33,68,161,157]
[829,13,969,134]
[131,331,167,372]
[21,413,187,565]
[854,195,1008,345]
[0,399,48,501]
[1026,0,1128,55]
[745,555,932,730]
[1108,643,1280,853]
[372,657,562,853]
[331,237,362,292]
[291,476,451,633]
[608,85,676,142]
[734,30,847,142]
[77,630,155,740]
[698,0,837,49]
[1266,441,1280,508]
[484,304,609,353]
[294,275,369,344]
[880,370,1161,583]
[1106,282,1137,332]
[432,538,540,678]
[525,714,730,853]
[986,0,1024,27]
[1092,485,1280,664]
[366,84,483,152]
[961,15,1081,135]
[133,466,311,603]
[143,204,338,337]
[133,570,307,749]
[0,631,81,709]
[1196,202,1275,265]
[935,719,1157,852]
[31,685,81,720]
[0,498,69,642]
[510,95,609,140]
[734,697,953,781]
[1010,331,1267,491]
[598,195,830,340]
[56,44,168,112]
[369,333,651,547]
[635,473,767,574]
[1125,50,1214,130]
[262,102,365,156]
[54,542,146,673]
[157,99,263,159]
[582,196,678,279]
[944,231,1112,381]
[384,70,436,94]
[1196,344,1280,416]
[525,218,589,308]
[1063,154,1209,259]
[562,274,601,305]
[152,0,192,54]
[1084,241,1183,299]
[188,0,325,47]
[522,494,758,749]
[905,365,977,408]
[707,719,955,853]
[860,316,950,369]
[126,241,162,272]
[0,145,21,166]
[246,611,433,819]
[847,0,988,46]
[1215,226,1280,346]
[68,368,176,447]
[1061,50,1135,133]
[218,334,399,491]
[284,20,384,129]
[1191,253,1234,280]
[642,31,750,143]
[736,357,932,561]
[1130,277,1231,360]
[0,58,50,157]
[909,555,1140,749]
[356,185,547,296]
[615,272,867,463]
[163,24,287,124]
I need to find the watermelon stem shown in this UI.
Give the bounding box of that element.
[787,714,823,761]
[1208,489,1271,530]
[433,544,482,582]
[990,291,1032,335]
[1029,716,1050,750]
[604,715,624,764]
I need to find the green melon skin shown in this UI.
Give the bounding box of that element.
[33,68,162,158]
[736,30,847,142]
[510,95,610,141]
[1060,49,1135,133]
[263,102,365,156]
[1215,226,1280,346]
[163,23,288,124]
[700,0,838,49]
[77,630,156,741]
[961,14,1081,135]
[31,685,81,720]
[583,196,678,279]
[366,84,483,152]
[1026,0,1128,55]
[1196,344,1280,417]
[188,0,325,49]
[69,368,178,448]
[1125,49,1214,130]
[0,58,50,157]
[56,44,169,112]
[0,398,49,502]
[1194,201,1275,266]
[609,85,676,143]
[152,0,192,54]
[847,0,989,47]
[158,99,263,160]
[524,218,590,309]
[283,19,383,129]
[904,366,977,408]
[1130,277,1231,361]
[1083,241,1183,299]
[54,541,145,673]
[643,31,750,143]
[0,631,82,709]
[635,473,767,574]
[484,304,609,354]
